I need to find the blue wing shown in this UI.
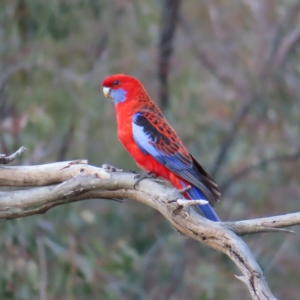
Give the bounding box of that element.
[132,111,220,205]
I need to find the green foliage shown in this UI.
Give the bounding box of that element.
[0,0,300,299]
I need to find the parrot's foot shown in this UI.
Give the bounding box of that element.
[102,164,123,172]
[178,185,192,194]
[128,169,138,174]
[134,172,157,188]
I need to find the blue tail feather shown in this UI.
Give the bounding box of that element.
[187,186,220,222]
[181,182,220,222]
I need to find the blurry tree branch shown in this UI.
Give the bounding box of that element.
[227,213,299,236]
[220,148,300,192]
[57,122,75,162]
[37,237,47,300]
[254,1,300,74]
[0,60,90,92]
[272,26,300,69]
[210,92,259,177]
[180,2,300,179]
[158,0,181,111]
[1,149,300,299]
[0,146,26,164]
[179,14,259,178]
[179,14,244,91]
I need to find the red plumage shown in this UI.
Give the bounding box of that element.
[102,75,184,186]
[102,74,220,220]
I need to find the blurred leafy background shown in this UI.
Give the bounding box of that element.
[1,0,300,299]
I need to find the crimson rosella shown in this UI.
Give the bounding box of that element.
[102,74,221,221]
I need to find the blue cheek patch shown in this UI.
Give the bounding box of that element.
[110,88,127,103]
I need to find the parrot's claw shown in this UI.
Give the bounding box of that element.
[102,164,123,172]
[134,172,157,188]
[128,169,138,174]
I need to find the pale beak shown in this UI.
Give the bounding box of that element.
[103,87,111,98]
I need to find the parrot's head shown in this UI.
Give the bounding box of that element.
[102,74,142,104]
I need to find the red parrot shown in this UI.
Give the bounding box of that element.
[102,74,220,221]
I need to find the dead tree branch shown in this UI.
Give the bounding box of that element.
[1,154,300,299]
[227,213,300,236]
[0,146,27,164]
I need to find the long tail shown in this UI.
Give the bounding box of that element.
[180,181,220,222]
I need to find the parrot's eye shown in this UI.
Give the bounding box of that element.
[113,80,120,86]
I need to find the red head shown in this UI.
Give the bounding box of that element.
[102,74,145,104]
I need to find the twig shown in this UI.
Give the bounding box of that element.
[0,146,26,164]
[220,149,300,192]
[178,185,191,194]
[226,213,300,236]
[176,199,208,207]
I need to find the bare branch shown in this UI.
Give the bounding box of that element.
[0,160,96,186]
[0,175,110,219]
[0,146,26,164]
[1,161,299,299]
[178,184,191,194]
[176,199,208,207]
[227,213,300,236]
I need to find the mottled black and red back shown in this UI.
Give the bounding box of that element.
[134,110,181,156]
[132,109,221,205]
